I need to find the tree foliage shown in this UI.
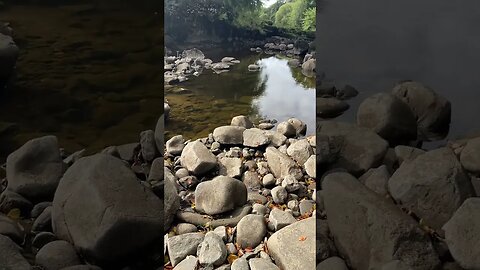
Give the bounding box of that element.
[273,0,315,32]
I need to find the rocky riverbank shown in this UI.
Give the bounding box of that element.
[164,116,316,269]
[0,115,165,269]
[315,81,479,269]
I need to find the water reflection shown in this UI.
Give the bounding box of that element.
[317,0,480,138]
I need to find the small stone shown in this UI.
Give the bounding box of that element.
[213,226,227,242]
[174,255,198,270]
[281,175,300,192]
[197,232,227,266]
[231,116,253,129]
[276,122,296,138]
[299,200,314,216]
[249,258,279,270]
[271,186,288,204]
[268,208,296,231]
[231,257,249,270]
[262,174,275,187]
[243,171,262,190]
[236,214,266,248]
[176,223,198,235]
[252,203,268,216]
[35,240,81,270]
[213,126,246,145]
[243,128,270,148]
[218,157,242,178]
[167,233,205,267]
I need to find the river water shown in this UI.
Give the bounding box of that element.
[165,53,316,140]
[0,3,162,163]
[317,0,480,140]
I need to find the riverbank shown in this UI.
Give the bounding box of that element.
[164,116,316,269]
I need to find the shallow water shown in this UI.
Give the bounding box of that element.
[317,0,480,140]
[0,4,162,163]
[165,53,315,140]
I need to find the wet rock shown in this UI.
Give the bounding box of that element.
[174,255,198,270]
[181,141,217,175]
[268,208,296,231]
[166,135,185,156]
[197,231,227,266]
[0,190,33,215]
[231,115,254,129]
[0,213,23,243]
[322,172,440,270]
[265,147,303,180]
[317,256,348,270]
[243,128,270,148]
[36,240,81,270]
[0,234,31,270]
[389,147,475,230]
[6,135,64,202]
[52,154,163,264]
[218,157,242,178]
[213,126,246,145]
[140,130,158,162]
[267,217,315,270]
[287,139,313,165]
[357,93,417,143]
[195,176,247,215]
[236,214,266,248]
[318,121,389,175]
[316,97,350,118]
[443,198,480,269]
[167,232,205,267]
[392,81,451,138]
[359,165,390,196]
[249,258,279,270]
[459,137,480,174]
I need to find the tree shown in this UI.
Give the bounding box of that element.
[273,0,314,32]
[302,7,316,32]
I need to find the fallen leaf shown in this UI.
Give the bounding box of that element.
[299,236,307,241]
[227,254,238,264]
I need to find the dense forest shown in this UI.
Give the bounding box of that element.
[165,0,316,36]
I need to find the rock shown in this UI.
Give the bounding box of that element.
[0,213,23,243]
[281,175,300,192]
[265,147,302,180]
[167,233,205,267]
[213,126,246,145]
[264,131,287,147]
[394,145,425,165]
[301,59,316,76]
[60,265,102,270]
[392,81,451,138]
[322,172,441,270]
[32,206,52,233]
[287,139,313,165]
[359,165,390,196]
[336,85,359,100]
[63,149,85,166]
[0,33,18,89]
[262,174,276,187]
[231,257,249,270]
[155,114,164,156]
[140,130,158,162]
[242,171,262,190]
[32,232,57,249]
[231,116,254,129]
[236,214,266,248]
[0,234,31,270]
[166,135,185,156]
[174,255,198,270]
[213,63,230,70]
[195,176,247,215]
[165,169,181,232]
[316,97,350,118]
[318,121,389,175]
[271,186,288,204]
[6,135,64,202]
[268,208,296,231]
[249,258,279,270]
[35,240,81,270]
[317,257,348,270]
[148,158,163,182]
[299,200,314,216]
[181,141,217,175]
[197,231,227,266]
[243,128,270,148]
[52,154,163,264]
[389,147,475,230]
[222,57,236,63]
[248,64,260,71]
[116,142,139,162]
[287,59,300,67]
[287,118,307,136]
[460,137,480,174]
[276,122,296,138]
[176,223,197,235]
[357,93,418,143]
[381,260,414,270]
[267,217,316,270]
[304,155,316,178]
[443,198,480,269]
[218,157,242,178]
[0,190,33,215]
[252,203,268,216]
[213,226,227,242]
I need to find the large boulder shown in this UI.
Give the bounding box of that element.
[264,147,303,180]
[392,81,451,138]
[357,93,417,144]
[318,122,389,175]
[389,148,475,230]
[180,141,217,175]
[322,173,440,270]
[6,136,64,202]
[52,154,163,265]
[443,198,480,269]
[267,217,316,270]
[0,33,19,89]
[195,176,247,215]
[0,234,31,270]
[213,126,245,145]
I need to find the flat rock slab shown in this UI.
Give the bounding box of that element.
[267,217,316,270]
